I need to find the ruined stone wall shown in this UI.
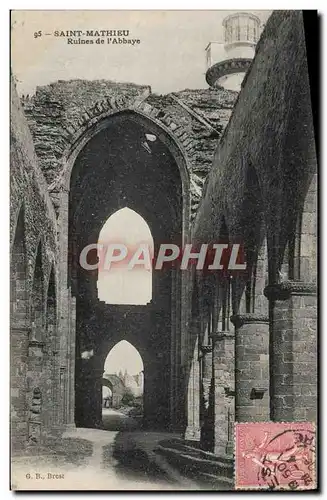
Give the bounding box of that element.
[11,82,57,268]
[11,78,60,451]
[11,9,317,456]
[190,10,317,449]
[192,10,316,249]
[21,79,151,186]
[146,88,237,176]
[21,80,237,217]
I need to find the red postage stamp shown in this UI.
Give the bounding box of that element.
[235,422,316,490]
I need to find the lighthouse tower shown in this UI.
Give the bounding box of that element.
[205,12,261,92]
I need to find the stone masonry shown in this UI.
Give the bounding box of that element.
[10,10,317,460]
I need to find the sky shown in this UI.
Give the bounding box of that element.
[99,209,151,374]
[11,10,272,96]
[97,207,153,305]
[104,340,143,375]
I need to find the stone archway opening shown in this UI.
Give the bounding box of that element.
[42,266,58,431]
[69,111,186,431]
[102,340,144,431]
[97,207,154,305]
[10,207,29,450]
[27,241,45,445]
[102,385,112,408]
[31,242,44,341]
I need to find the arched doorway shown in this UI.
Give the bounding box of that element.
[102,340,144,430]
[70,111,187,430]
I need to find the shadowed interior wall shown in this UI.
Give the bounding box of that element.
[69,112,184,430]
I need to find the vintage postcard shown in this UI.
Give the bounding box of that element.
[10,9,318,491]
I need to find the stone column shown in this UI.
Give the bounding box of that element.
[79,365,103,428]
[27,339,45,444]
[264,281,317,422]
[66,291,76,427]
[93,367,105,428]
[174,270,183,433]
[59,366,67,425]
[231,313,269,422]
[179,266,191,433]
[11,325,30,451]
[212,331,235,456]
[184,337,201,441]
[169,268,178,430]
[143,357,164,430]
[200,344,214,451]
[51,350,60,429]
[57,189,75,429]
[201,345,212,407]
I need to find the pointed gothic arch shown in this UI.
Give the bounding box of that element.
[42,265,58,429]
[10,207,28,326]
[10,206,29,450]
[97,207,154,305]
[30,241,44,341]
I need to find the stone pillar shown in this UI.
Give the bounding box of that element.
[57,189,75,429]
[170,268,178,430]
[143,358,163,429]
[66,291,76,427]
[200,345,214,451]
[93,367,105,428]
[10,325,29,451]
[78,364,103,428]
[264,281,317,422]
[41,344,53,432]
[27,339,45,444]
[51,350,61,429]
[184,337,201,441]
[201,346,212,409]
[174,270,183,433]
[59,366,67,424]
[231,313,269,422]
[212,331,235,456]
[179,266,192,433]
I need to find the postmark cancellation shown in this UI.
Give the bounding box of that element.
[235,422,316,491]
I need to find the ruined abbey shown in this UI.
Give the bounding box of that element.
[11,10,317,472]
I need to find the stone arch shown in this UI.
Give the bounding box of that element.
[232,162,265,316]
[197,271,215,452]
[42,265,58,430]
[213,215,233,332]
[250,236,269,315]
[229,164,269,426]
[27,241,47,444]
[279,171,317,285]
[288,174,317,283]
[62,103,191,432]
[299,174,317,282]
[185,214,231,448]
[101,341,144,423]
[30,241,45,341]
[45,265,57,329]
[194,215,234,454]
[10,205,29,450]
[10,206,28,327]
[97,207,154,306]
[56,105,191,230]
[102,375,125,409]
